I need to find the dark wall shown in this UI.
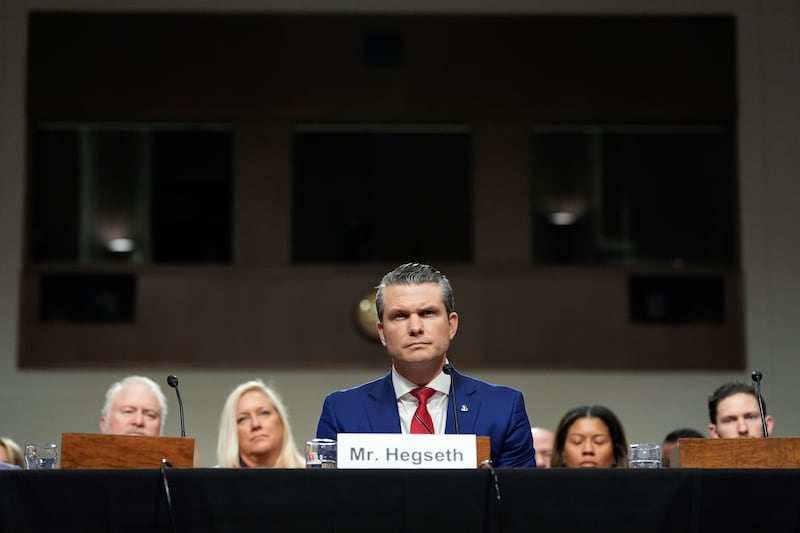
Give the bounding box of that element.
[27,13,735,122]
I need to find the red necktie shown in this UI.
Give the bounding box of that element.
[410,387,435,434]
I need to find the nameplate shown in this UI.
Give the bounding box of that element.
[337,433,477,469]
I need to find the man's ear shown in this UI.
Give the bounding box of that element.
[448,312,459,340]
[765,415,775,436]
[708,423,720,438]
[377,321,386,346]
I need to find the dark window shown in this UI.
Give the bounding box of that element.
[629,275,724,324]
[532,126,737,267]
[292,126,472,263]
[28,124,233,265]
[29,129,82,262]
[39,273,136,323]
[151,130,233,263]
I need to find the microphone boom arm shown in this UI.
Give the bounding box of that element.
[167,374,186,438]
[442,363,460,434]
[751,370,769,437]
[175,387,186,438]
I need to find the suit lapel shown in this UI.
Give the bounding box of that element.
[366,372,402,433]
[445,370,479,434]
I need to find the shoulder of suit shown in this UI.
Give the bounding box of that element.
[457,373,522,395]
[326,374,390,397]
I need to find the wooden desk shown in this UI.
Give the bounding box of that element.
[60,432,197,468]
[675,437,800,468]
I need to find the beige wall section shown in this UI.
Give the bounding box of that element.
[0,0,25,371]
[2,0,799,466]
[738,0,800,428]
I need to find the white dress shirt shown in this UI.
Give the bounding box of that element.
[392,365,451,434]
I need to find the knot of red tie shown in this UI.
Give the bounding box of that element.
[410,387,435,434]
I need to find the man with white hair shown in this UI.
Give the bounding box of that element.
[99,375,167,436]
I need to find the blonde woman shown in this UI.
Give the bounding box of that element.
[217,380,304,468]
[0,436,25,468]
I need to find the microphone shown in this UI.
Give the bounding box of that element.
[751,370,769,437]
[167,374,186,438]
[442,363,460,434]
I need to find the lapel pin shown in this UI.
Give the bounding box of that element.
[460,405,469,412]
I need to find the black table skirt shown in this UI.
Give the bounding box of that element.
[2,468,799,533]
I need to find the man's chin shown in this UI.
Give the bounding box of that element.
[398,345,443,358]
[396,355,443,368]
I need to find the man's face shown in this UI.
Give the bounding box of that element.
[100,383,162,436]
[377,283,458,375]
[532,429,554,468]
[709,392,773,438]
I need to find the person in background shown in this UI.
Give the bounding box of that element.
[99,375,167,437]
[531,427,555,468]
[708,382,774,438]
[316,262,535,467]
[551,405,628,468]
[660,427,704,467]
[217,379,304,468]
[0,436,25,469]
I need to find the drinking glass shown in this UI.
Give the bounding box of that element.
[628,443,661,468]
[25,443,58,470]
[305,438,337,469]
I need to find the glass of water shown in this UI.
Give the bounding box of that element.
[305,438,337,469]
[628,443,661,468]
[25,443,58,470]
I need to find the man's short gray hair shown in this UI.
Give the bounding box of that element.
[375,263,454,321]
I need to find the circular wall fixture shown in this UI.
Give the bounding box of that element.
[353,289,380,341]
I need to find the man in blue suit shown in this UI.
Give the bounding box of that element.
[316,263,536,467]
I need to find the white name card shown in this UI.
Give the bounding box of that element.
[337,433,477,469]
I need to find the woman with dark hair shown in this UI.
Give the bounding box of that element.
[551,405,628,468]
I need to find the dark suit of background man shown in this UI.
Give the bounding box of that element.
[316,262,536,467]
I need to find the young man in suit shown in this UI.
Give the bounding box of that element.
[316,262,536,467]
[708,381,774,438]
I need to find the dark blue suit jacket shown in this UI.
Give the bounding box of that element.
[316,370,536,467]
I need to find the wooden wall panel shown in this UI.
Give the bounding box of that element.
[19,266,744,370]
